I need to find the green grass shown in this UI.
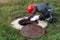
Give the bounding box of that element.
[0,0,60,40]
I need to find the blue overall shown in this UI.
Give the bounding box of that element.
[28,3,55,23]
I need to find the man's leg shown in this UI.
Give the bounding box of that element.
[49,14,55,24]
[46,13,55,24]
[48,6,55,24]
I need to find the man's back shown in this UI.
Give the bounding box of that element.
[36,4,49,14]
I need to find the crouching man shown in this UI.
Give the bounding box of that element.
[26,3,55,23]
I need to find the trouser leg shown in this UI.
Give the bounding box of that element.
[49,15,55,24]
[46,13,55,23]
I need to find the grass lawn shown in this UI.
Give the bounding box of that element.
[0,0,60,40]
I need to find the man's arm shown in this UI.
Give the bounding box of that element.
[28,8,36,19]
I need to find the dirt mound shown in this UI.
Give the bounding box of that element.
[21,24,45,38]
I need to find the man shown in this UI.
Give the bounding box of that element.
[27,3,55,23]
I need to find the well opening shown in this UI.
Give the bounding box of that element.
[18,19,32,26]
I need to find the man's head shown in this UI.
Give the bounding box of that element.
[27,4,35,14]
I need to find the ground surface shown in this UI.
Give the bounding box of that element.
[0,0,60,40]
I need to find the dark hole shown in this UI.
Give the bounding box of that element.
[18,19,32,26]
